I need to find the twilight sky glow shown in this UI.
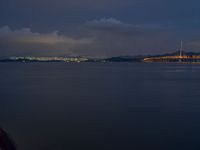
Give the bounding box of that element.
[1,0,200,57]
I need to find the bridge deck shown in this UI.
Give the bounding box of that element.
[143,55,200,62]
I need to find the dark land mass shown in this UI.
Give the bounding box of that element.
[86,56,144,62]
[151,51,200,57]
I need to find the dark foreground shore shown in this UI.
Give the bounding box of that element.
[0,128,17,150]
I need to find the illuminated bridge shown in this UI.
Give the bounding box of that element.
[143,55,200,62]
[143,41,200,63]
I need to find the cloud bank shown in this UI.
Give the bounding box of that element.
[0,18,199,57]
[0,26,94,57]
[0,26,93,45]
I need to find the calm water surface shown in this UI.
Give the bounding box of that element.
[1,63,200,150]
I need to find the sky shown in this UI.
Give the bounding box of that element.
[1,0,200,57]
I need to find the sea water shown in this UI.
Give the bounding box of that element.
[0,62,200,150]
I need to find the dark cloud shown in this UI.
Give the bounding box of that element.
[81,18,176,56]
[1,0,200,29]
[0,26,94,57]
[0,18,182,57]
[0,26,93,45]
[1,0,200,56]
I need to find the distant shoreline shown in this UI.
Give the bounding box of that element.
[1,51,200,63]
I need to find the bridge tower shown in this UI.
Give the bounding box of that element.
[179,40,183,62]
[180,40,183,58]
